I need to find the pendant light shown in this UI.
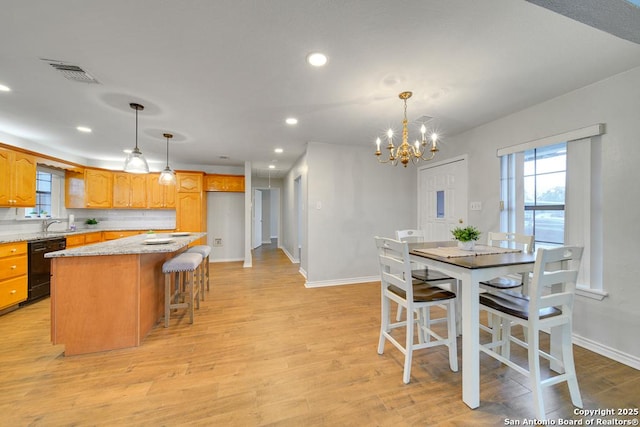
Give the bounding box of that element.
[158,133,176,185]
[123,102,150,174]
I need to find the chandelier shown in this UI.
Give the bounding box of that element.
[374,91,439,167]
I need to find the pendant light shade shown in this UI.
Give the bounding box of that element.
[123,102,150,174]
[158,133,176,185]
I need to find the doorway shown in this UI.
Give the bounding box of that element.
[417,156,468,241]
[251,188,281,250]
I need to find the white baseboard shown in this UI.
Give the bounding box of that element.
[211,257,244,263]
[299,267,307,279]
[281,247,299,264]
[572,333,640,370]
[305,275,379,288]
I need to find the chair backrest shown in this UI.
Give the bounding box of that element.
[375,236,414,302]
[487,232,534,254]
[528,246,584,323]
[396,229,425,243]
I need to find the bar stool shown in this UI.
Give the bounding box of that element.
[162,252,202,327]
[186,245,211,299]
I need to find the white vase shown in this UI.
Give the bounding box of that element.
[457,240,476,251]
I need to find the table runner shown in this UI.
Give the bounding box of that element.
[413,244,521,258]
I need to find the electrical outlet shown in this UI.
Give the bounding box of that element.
[213,238,223,247]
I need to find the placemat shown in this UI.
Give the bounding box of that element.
[413,245,522,258]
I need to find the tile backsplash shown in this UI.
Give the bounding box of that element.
[0,208,176,236]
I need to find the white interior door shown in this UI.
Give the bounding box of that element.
[253,189,262,249]
[418,157,468,241]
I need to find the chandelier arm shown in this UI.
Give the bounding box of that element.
[418,149,438,161]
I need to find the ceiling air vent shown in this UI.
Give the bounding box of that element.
[44,60,100,84]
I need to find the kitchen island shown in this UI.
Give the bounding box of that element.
[46,232,206,356]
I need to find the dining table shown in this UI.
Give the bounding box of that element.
[408,240,536,410]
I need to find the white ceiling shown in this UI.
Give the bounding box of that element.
[1,0,640,177]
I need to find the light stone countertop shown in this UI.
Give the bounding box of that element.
[0,228,171,244]
[45,232,206,258]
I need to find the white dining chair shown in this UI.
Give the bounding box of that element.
[395,229,458,332]
[375,236,458,384]
[479,232,534,340]
[479,245,584,419]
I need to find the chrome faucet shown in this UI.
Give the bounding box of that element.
[43,219,62,232]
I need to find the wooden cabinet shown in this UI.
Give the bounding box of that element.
[64,232,104,248]
[113,173,147,208]
[177,172,203,193]
[147,174,176,209]
[65,170,85,209]
[205,174,245,192]
[175,172,206,243]
[84,232,103,244]
[176,193,204,233]
[102,230,139,240]
[65,234,87,248]
[0,242,28,309]
[84,168,112,208]
[0,148,36,207]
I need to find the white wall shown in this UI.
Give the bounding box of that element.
[282,153,308,271]
[442,66,640,364]
[206,192,244,262]
[303,142,416,286]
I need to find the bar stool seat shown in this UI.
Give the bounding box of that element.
[186,245,211,299]
[162,252,202,327]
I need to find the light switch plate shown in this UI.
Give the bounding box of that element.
[470,201,482,211]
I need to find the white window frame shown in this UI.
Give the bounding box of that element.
[498,124,607,300]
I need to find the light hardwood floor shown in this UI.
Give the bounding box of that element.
[0,242,638,426]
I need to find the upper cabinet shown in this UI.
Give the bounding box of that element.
[205,174,245,192]
[175,172,206,243]
[147,174,176,209]
[0,148,36,207]
[113,173,147,208]
[84,168,113,208]
[177,172,203,193]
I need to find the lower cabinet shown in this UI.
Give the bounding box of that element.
[0,242,28,310]
[102,231,139,241]
[65,232,104,248]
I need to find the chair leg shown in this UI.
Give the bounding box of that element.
[562,322,583,408]
[377,295,390,355]
[199,262,206,301]
[164,272,171,328]
[396,305,404,321]
[403,309,414,384]
[500,316,511,358]
[205,255,210,291]
[527,327,545,419]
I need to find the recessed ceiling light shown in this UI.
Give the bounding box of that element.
[76,126,92,133]
[269,165,276,169]
[306,52,327,67]
[123,149,132,154]
[274,148,283,153]
[285,117,298,125]
[0,84,11,92]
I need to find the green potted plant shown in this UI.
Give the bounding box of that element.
[85,218,99,229]
[451,225,481,250]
